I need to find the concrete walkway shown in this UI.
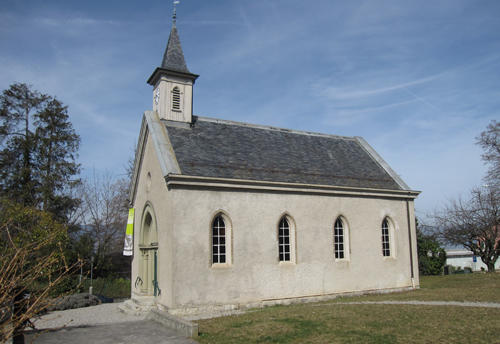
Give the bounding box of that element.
[25,303,197,344]
[25,320,197,344]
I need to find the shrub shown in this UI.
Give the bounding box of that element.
[0,199,82,342]
[417,228,447,275]
[81,277,131,299]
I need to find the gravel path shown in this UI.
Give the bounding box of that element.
[32,302,146,330]
[325,300,500,308]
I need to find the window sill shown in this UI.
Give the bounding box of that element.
[334,258,350,263]
[211,263,232,269]
[278,261,296,266]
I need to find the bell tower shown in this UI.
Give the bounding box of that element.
[147,2,198,123]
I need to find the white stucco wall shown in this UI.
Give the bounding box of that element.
[164,187,418,312]
[131,131,176,307]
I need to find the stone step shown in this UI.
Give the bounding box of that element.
[147,309,198,338]
[118,298,156,316]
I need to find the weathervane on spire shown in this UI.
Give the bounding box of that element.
[173,0,180,26]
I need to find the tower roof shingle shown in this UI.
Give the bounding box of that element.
[161,26,190,73]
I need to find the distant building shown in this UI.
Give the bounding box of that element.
[446,249,500,271]
[126,18,421,316]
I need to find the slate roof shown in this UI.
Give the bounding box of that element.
[161,26,190,73]
[164,117,403,190]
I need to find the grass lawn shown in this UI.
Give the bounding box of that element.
[196,274,500,344]
[334,272,500,303]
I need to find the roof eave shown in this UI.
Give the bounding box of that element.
[165,174,421,200]
[147,67,199,86]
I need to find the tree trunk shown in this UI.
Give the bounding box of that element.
[487,262,495,272]
[23,104,31,206]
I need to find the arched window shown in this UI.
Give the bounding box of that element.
[171,86,181,111]
[278,217,291,262]
[381,218,391,257]
[277,215,296,264]
[212,215,226,264]
[140,204,158,246]
[334,217,345,259]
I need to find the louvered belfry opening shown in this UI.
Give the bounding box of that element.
[172,87,181,110]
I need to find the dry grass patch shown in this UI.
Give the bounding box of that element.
[197,304,500,344]
[196,274,500,343]
[334,273,500,303]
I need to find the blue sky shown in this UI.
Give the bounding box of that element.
[1,0,499,218]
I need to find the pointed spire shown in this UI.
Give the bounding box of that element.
[147,2,198,86]
[161,26,190,73]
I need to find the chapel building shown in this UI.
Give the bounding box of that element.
[128,19,420,315]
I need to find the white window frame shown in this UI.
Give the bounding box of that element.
[381,217,392,257]
[211,213,232,267]
[278,217,291,262]
[277,214,296,264]
[333,216,350,261]
[334,217,344,260]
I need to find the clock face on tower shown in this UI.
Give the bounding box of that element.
[154,88,160,105]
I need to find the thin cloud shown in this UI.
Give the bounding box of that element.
[34,16,120,29]
[333,99,417,115]
[402,87,440,111]
[181,20,246,26]
[321,73,445,100]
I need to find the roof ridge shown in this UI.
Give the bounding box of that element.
[195,116,356,141]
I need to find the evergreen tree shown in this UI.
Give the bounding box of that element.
[0,83,46,205]
[0,83,80,221]
[34,97,81,217]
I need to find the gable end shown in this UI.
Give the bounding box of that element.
[129,110,181,204]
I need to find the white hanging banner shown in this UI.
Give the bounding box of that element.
[123,208,134,256]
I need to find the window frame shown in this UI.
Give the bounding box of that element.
[333,217,345,260]
[381,217,393,258]
[277,214,296,264]
[333,215,350,261]
[278,217,291,262]
[210,212,232,267]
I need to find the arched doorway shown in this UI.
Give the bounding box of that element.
[138,204,158,296]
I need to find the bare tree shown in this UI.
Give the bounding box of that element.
[76,173,129,276]
[435,186,499,272]
[476,120,500,189]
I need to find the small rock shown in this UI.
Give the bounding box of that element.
[47,293,101,311]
